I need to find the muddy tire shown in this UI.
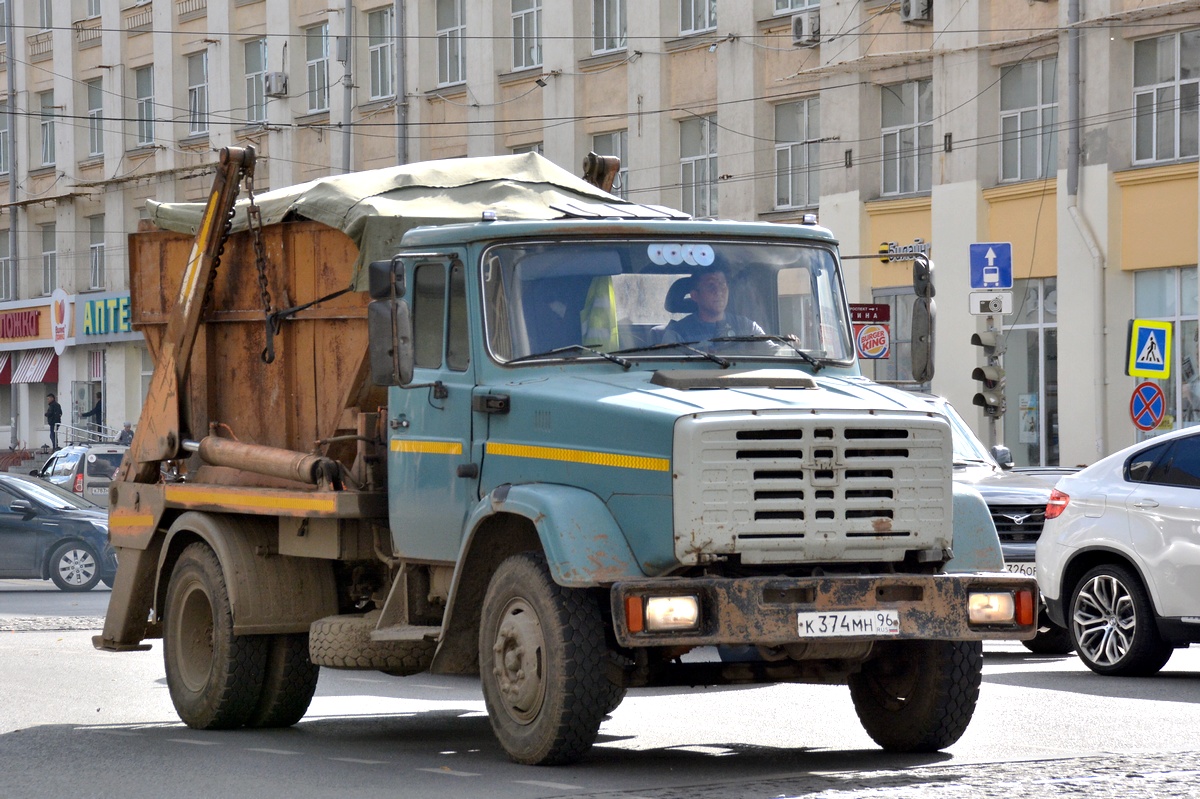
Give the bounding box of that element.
[848,640,982,752]
[163,543,268,729]
[246,633,319,728]
[309,612,435,676]
[479,552,614,765]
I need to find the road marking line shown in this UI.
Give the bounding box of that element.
[416,767,481,778]
[96,731,141,737]
[168,738,221,746]
[247,748,299,755]
[330,758,388,765]
[343,677,385,683]
[514,780,582,790]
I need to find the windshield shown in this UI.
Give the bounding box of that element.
[12,477,98,510]
[482,239,853,365]
[939,400,996,465]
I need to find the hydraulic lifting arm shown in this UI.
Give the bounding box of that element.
[121,146,255,483]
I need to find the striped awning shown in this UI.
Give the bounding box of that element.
[12,349,58,384]
[0,353,9,385]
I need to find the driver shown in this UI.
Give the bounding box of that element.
[660,266,765,344]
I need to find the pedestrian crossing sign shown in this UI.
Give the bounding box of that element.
[1127,319,1172,379]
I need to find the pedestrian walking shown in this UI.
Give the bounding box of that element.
[45,394,62,450]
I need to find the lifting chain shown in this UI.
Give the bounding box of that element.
[198,164,245,319]
[245,169,278,363]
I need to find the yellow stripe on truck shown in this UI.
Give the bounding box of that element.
[486,441,669,472]
[164,485,338,513]
[390,439,464,455]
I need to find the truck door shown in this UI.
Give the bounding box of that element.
[387,254,477,562]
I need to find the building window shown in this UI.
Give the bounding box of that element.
[680,115,717,217]
[188,52,209,135]
[0,1,7,45]
[881,79,932,196]
[680,0,715,35]
[775,0,818,11]
[1133,30,1200,164]
[0,230,12,301]
[37,0,51,30]
[512,0,542,70]
[41,223,56,296]
[306,24,330,113]
[511,143,544,154]
[1000,277,1060,466]
[89,215,106,290]
[1000,57,1058,182]
[0,104,9,175]
[592,130,628,199]
[39,92,55,166]
[775,98,820,209]
[437,0,466,86]
[245,39,267,124]
[135,66,154,146]
[593,0,625,54]
[368,7,396,100]
[86,0,100,18]
[1134,267,1199,437]
[86,79,103,157]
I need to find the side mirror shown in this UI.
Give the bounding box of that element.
[368,256,406,300]
[910,296,935,383]
[367,299,415,386]
[991,445,1014,470]
[10,499,35,517]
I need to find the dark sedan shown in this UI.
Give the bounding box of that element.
[0,472,115,591]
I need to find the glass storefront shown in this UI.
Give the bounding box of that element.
[999,278,1059,466]
[1133,266,1199,438]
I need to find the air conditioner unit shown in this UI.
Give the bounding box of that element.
[791,9,820,47]
[899,0,932,24]
[264,72,288,98]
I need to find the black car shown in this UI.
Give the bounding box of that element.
[925,396,1078,654]
[0,472,115,591]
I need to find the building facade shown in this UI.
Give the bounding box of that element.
[0,0,1196,465]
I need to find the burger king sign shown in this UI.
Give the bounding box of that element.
[854,323,890,359]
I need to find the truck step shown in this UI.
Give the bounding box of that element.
[370,624,441,643]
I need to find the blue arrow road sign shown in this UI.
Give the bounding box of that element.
[969,242,1013,290]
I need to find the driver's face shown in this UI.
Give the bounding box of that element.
[691,272,728,321]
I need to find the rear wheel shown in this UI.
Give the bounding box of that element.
[848,640,981,752]
[479,552,615,765]
[1069,564,1172,676]
[163,543,267,729]
[246,633,319,728]
[49,541,101,592]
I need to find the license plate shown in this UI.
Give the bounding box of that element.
[1005,562,1036,577]
[797,610,900,637]
[89,487,108,496]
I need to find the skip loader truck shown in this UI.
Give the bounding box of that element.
[97,146,1036,765]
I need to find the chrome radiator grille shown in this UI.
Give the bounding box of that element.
[672,411,952,565]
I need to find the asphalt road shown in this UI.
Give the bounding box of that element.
[2,580,1199,798]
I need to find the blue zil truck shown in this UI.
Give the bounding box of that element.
[97,147,1036,765]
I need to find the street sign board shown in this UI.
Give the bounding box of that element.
[1127,319,1172,379]
[969,291,1013,316]
[969,242,1013,289]
[1130,381,1166,431]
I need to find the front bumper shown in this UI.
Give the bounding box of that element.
[611,573,1037,648]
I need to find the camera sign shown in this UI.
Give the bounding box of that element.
[969,291,1013,316]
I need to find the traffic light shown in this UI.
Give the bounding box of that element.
[971,331,1005,416]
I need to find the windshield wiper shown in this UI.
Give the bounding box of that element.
[708,335,828,372]
[610,340,729,368]
[506,344,632,369]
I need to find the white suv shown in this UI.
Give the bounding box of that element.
[1036,426,1200,676]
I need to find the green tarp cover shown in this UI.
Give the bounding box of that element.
[146,152,650,288]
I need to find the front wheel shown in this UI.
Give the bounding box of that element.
[49,541,101,592]
[1069,564,1172,676]
[163,543,267,729]
[848,640,982,752]
[479,552,615,765]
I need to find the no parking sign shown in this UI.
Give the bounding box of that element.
[1130,381,1166,432]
